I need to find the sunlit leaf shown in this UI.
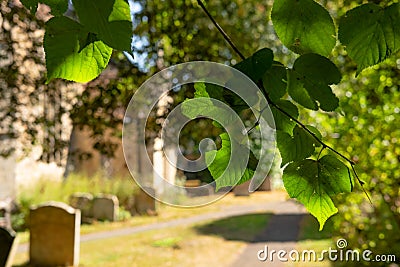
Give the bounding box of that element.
[205,133,254,190]
[283,155,352,230]
[44,16,112,83]
[271,0,336,56]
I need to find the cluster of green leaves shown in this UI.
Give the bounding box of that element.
[22,0,133,82]
[20,0,400,230]
[181,0,400,230]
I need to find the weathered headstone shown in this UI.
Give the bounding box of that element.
[185,184,214,197]
[134,187,157,215]
[92,194,119,222]
[257,176,271,191]
[69,192,93,223]
[30,202,80,267]
[0,201,11,230]
[0,227,18,267]
[233,180,251,196]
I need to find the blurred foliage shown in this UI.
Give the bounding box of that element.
[310,58,400,266]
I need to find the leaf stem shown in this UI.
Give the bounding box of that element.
[351,164,372,203]
[196,0,245,60]
[317,145,326,160]
[246,105,270,134]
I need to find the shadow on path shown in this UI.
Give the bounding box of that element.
[230,201,308,267]
[195,213,274,243]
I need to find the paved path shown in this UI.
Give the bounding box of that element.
[17,199,295,254]
[231,201,307,267]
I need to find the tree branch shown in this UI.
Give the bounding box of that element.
[197,0,370,199]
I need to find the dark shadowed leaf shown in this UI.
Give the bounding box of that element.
[288,53,341,111]
[21,0,68,16]
[270,100,299,134]
[73,0,132,51]
[262,63,287,101]
[234,48,273,83]
[339,3,400,73]
[277,125,321,166]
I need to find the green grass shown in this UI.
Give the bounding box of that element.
[13,212,272,267]
[152,237,182,248]
[16,191,286,244]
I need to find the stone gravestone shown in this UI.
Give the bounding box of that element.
[0,201,11,230]
[92,194,119,222]
[134,187,157,215]
[233,180,251,196]
[69,192,93,223]
[257,176,271,191]
[30,202,80,267]
[0,227,18,267]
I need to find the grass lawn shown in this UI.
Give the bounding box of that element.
[13,213,271,267]
[15,191,287,244]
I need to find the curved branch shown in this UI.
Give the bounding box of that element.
[197,0,370,198]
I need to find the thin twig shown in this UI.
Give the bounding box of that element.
[247,105,270,134]
[351,164,372,203]
[197,0,245,60]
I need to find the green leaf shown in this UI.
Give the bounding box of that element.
[288,53,341,111]
[193,82,224,100]
[262,63,287,102]
[73,0,132,51]
[21,0,68,16]
[44,16,112,83]
[277,125,321,166]
[270,100,299,134]
[339,3,400,73]
[234,48,274,82]
[271,0,336,56]
[205,133,254,190]
[283,155,352,230]
[287,70,317,110]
